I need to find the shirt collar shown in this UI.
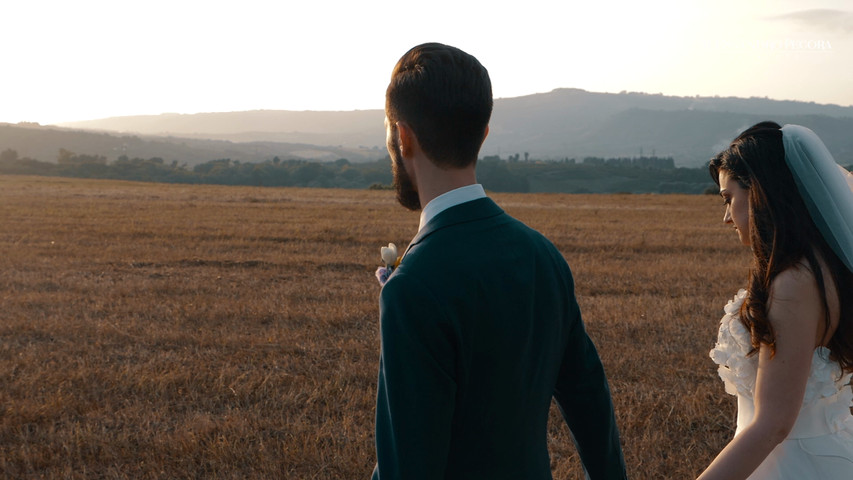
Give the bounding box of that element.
[418,184,487,232]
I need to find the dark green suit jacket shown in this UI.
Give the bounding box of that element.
[372,197,626,479]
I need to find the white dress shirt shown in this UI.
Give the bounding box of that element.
[418,184,487,232]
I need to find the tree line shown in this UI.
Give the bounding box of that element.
[0,148,393,188]
[0,147,757,194]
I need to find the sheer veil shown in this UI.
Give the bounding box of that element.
[781,124,853,272]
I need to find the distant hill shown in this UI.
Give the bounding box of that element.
[0,122,384,167]
[484,89,853,166]
[7,89,852,167]
[60,109,385,148]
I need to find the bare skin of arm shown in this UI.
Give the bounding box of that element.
[697,264,838,480]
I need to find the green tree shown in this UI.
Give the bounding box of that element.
[57,148,75,164]
[477,158,530,192]
[0,148,18,163]
[292,162,325,184]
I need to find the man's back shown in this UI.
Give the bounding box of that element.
[374,198,625,479]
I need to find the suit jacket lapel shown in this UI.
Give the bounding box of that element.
[402,197,504,258]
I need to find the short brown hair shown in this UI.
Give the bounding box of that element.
[386,43,492,169]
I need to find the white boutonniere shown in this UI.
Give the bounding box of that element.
[375,243,402,286]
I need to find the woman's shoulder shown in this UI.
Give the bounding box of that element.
[768,262,828,344]
[770,262,819,301]
[770,255,839,311]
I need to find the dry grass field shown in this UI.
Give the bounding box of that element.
[0,174,750,479]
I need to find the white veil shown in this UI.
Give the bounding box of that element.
[781,124,853,272]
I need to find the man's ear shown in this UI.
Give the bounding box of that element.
[396,121,419,158]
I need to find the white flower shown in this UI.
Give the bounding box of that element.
[381,243,398,267]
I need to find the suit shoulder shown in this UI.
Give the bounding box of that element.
[504,214,567,255]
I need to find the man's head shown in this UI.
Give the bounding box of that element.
[385,43,493,170]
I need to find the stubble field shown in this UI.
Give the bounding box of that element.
[0,174,749,479]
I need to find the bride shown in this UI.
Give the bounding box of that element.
[700,122,853,479]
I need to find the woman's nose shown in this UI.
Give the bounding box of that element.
[723,207,732,224]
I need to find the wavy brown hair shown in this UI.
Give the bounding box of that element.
[709,121,853,373]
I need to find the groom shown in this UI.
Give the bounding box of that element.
[372,43,627,479]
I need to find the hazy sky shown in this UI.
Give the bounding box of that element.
[3,0,852,125]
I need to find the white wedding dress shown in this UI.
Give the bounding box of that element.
[710,289,853,479]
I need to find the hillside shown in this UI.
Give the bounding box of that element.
[58,89,853,167]
[2,89,851,168]
[484,89,853,166]
[0,123,383,167]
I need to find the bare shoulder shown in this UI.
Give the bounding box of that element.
[770,264,819,303]
[768,263,825,344]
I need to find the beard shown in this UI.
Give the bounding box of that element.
[390,135,421,211]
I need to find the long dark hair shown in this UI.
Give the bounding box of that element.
[709,121,853,373]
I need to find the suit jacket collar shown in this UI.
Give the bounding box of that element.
[418,184,487,231]
[403,197,504,257]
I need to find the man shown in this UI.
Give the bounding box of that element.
[372,42,626,479]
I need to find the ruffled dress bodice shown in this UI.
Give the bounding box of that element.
[709,289,853,479]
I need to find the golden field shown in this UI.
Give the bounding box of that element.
[0,175,750,479]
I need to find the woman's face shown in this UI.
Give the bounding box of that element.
[718,170,751,246]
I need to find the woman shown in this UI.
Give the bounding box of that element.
[700,121,853,479]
